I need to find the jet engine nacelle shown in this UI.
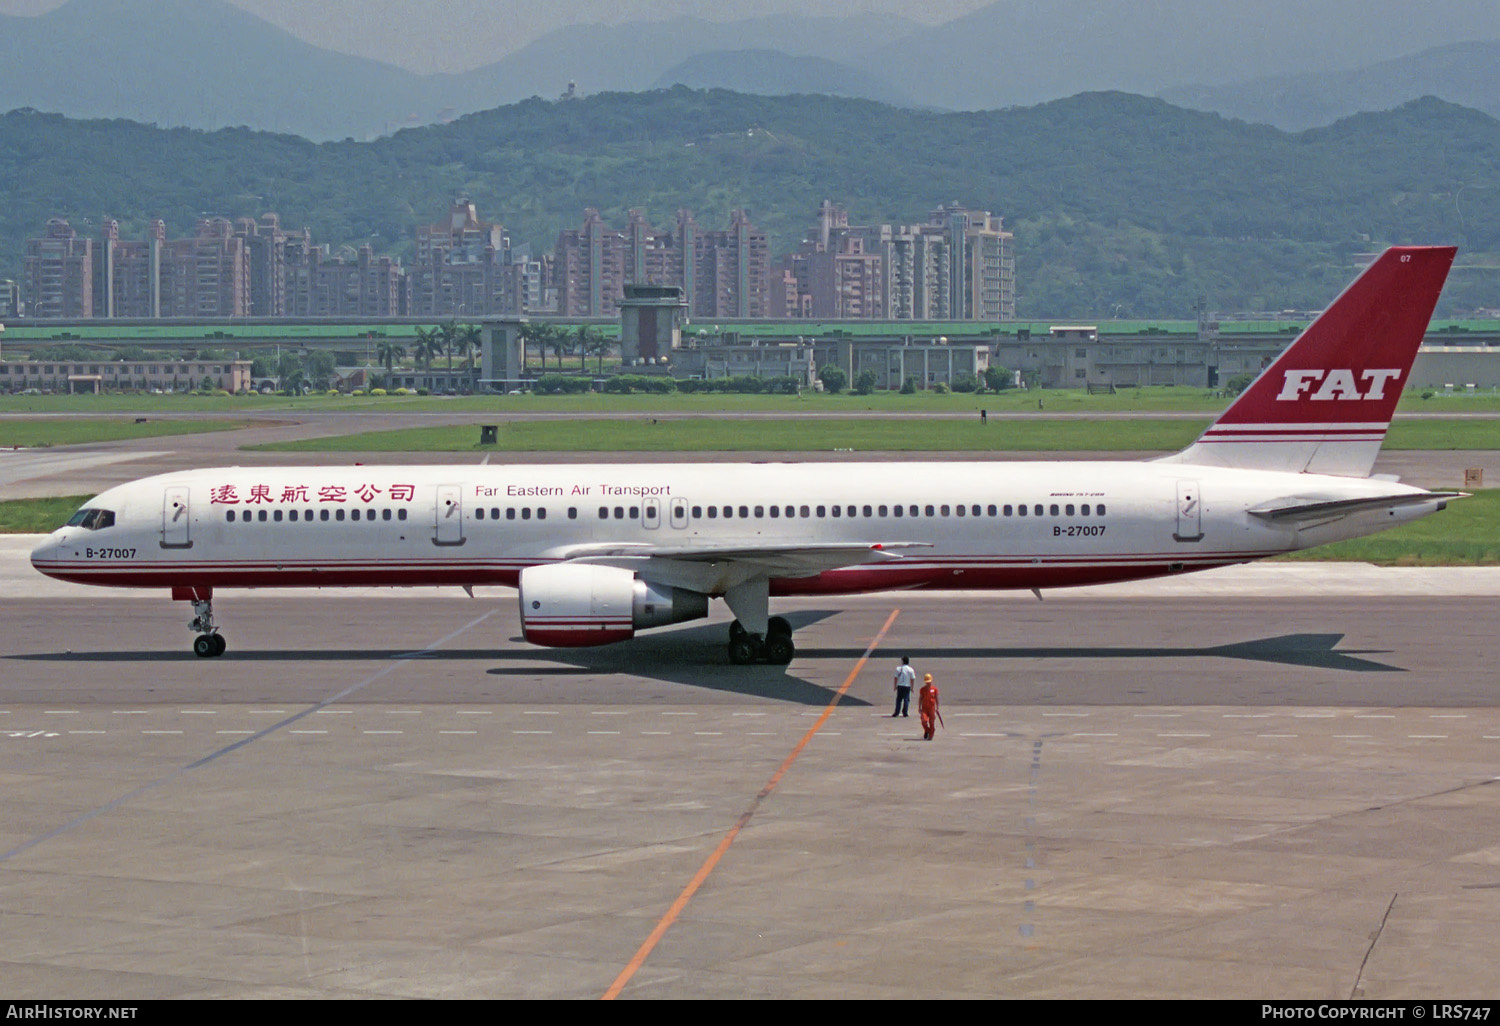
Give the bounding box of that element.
[517,563,709,648]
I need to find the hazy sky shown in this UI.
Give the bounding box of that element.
[0,0,993,72]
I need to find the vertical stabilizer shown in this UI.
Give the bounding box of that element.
[1165,246,1456,477]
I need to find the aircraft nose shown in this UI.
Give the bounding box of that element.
[30,535,61,575]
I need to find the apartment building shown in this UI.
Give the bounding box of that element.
[554,208,770,319]
[780,201,1015,321]
[23,219,94,318]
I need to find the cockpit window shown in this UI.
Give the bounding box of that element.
[66,508,115,530]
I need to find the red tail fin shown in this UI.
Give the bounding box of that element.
[1169,246,1456,477]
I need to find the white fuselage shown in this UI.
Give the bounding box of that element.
[29,460,1439,596]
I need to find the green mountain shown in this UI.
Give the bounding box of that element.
[2,88,1497,318]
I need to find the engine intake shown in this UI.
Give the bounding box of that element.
[518,564,708,648]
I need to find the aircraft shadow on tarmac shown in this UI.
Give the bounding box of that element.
[10,617,1400,710]
[794,633,1405,674]
[7,612,868,707]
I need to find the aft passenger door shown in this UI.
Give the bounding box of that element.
[162,486,192,549]
[434,484,466,546]
[1173,480,1203,543]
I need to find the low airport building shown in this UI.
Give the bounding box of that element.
[0,358,251,393]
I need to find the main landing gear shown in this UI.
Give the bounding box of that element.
[188,598,227,658]
[727,616,794,665]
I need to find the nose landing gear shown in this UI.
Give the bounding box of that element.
[188,597,226,658]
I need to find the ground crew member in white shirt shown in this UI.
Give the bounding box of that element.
[893,656,916,717]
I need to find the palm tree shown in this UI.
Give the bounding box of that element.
[375,340,406,375]
[574,325,591,372]
[546,324,569,370]
[412,327,444,372]
[586,330,614,375]
[517,322,543,373]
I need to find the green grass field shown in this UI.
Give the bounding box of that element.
[1276,490,1500,565]
[248,417,1500,454]
[6,385,1500,417]
[0,419,248,447]
[0,495,91,534]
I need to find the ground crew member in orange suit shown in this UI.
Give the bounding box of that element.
[919,673,940,740]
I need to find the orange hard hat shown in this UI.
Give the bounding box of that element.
[923,673,933,683]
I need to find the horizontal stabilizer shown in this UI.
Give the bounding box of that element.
[1248,491,1465,523]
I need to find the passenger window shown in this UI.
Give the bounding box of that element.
[989,505,998,516]
[908,505,918,517]
[398,509,407,521]
[770,506,779,518]
[956,505,966,517]
[739,506,749,518]
[382,509,392,521]
[847,506,857,517]
[1003,505,1012,516]
[352,509,361,521]
[800,505,810,518]
[334,509,344,522]
[507,508,516,520]
[476,508,485,520]
[274,510,284,522]
[1065,504,1075,516]
[816,505,825,517]
[940,505,949,516]
[892,505,902,517]
[691,506,701,519]
[306,509,314,521]
[521,508,531,520]
[290,510,300,522]
[925,505,935,517]
[723,506,733,518]
[1097,504,1107,515]
[1081,505,1090,516]
[321,509,330,522]
[1050,504,1060,516]
[1033,505,1043,516]
[629,506,639,519]
[831,505,841,518]
[538,508,547,520]
[1018,505,1027,517]
[225,511,234,523]
[258,510,268,522]
[569,507,578,519]
[599,507,608,519]
[972,505,981,517]
[863,505,873,517]
[756,505,766,517]
[615,507,625,519]
[643,507,654,520]
[708,507,718,519]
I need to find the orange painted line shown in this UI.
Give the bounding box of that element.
[601,607,902,1000]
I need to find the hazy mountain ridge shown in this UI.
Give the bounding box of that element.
[3,89,1497,317]
[650,51,914,108]
[7,0,1500,138]
[1161,41,1500,130]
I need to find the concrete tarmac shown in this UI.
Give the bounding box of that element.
[2,555,1499,998]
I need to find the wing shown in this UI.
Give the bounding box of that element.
[545,540,932,577]
[1248,491,1466,523]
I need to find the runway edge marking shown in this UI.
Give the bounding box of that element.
[602,606,902,1000]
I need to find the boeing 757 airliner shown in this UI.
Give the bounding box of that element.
[31,246,1462,663]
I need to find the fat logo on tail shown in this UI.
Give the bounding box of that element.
[1165,245,1456,477]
